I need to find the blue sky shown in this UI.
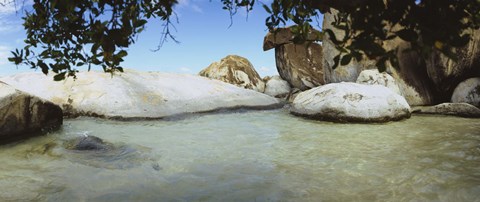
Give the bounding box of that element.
[0,0,323,77]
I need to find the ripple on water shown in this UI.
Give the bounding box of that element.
[0,110,479,201]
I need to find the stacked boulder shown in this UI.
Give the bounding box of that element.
[263,26,324,90]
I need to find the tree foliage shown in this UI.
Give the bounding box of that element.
[5,0,480,80]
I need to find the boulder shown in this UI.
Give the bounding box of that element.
[65,135,112,151]
[199,55,265,92]
[356,69,402,95]
[263,25,322,51]
[275,43,324,90]
[451,77,480,107]
[0,82,63,143]
[290,82,411,122]
[412,103,480,118]
[322,9,435,106]
[0,70,281,119]
[263,75,291,98]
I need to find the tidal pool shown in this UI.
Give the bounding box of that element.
[1,109,479,201]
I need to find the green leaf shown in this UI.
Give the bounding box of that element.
[340,54,352,66]
[117,50,128,58]
[53,72,66,81]
[332,55,340,69]
[262,4,272,14]
[396,29,418,42]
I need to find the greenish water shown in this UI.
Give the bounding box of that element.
[1,109,479,201]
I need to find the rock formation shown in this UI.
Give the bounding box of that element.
[451,77,480,107]
[0,82,63,143]
[263,26,324,90]
[199,55,265,92]
[263,75,291,98]
[290,82,411,122]
[0,70,280,120]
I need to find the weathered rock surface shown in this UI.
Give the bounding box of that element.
[451,77,480,107]
[291,82,411,122]
[263,26,322,51]
[356,69,402,95]
[426,29,480,97]
[263,75,291,98]
[0,82,63,143]
[323,8,435,106]
[412,103,480,118]
[199,55,265,92]
[275,43,324,90]
[0,70,280,119]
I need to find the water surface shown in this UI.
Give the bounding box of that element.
[1,109,479,201]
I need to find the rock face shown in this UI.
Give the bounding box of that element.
[322,8,479,105]
[263,25,322,51]
[426,29,480,98]
[0,82,63,143]
[290,82,411,122]
[356,69,402,95]
[412,103,480,118]
[263,26,324,90]
[0,70,280,119]
[275,43,324,90]
[451,77,480,107]
[199,55,265,92]
[263,75,291,98]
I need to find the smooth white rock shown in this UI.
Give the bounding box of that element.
[264,75,291,98]
[0,70,280,119]
[291,82,411,122]
[356,69,402,96]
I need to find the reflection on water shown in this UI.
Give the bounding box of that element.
[0,109,479,201]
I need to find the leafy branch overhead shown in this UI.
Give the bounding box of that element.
[6,0,480,80]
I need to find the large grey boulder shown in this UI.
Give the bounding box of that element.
[412,103,480,118]
[356,69,402,95]
[199,55,265,93]
[0,82,63,143]
[0,70,280,119]
[451,77,480,107]
[263,75,291,98]
[291,82,411,122]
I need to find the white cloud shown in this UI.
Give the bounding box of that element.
[179,67,193,73]
[258,66,278,77]
[175,0,203,14]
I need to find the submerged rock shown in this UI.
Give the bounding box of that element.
[199,55,265,93]
[65,135,112,151]
[412,103,480,118]
[0,69,280,119]
[0,82,63,143]
[291,83,411,122]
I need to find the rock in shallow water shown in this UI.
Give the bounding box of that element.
[0,82,63,143]
[290,82,411,122]
[412,103,480,118]
[0,69,280,119]
[65,135,112,151]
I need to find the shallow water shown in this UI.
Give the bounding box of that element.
[1,109,480,201]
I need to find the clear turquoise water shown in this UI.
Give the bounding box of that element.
[1,109,479,201]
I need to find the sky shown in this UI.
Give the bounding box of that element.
[0,0,323,78]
